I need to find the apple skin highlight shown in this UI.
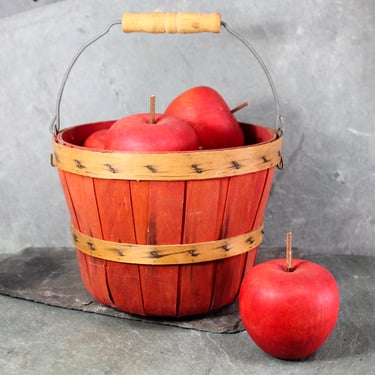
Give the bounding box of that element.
[239,259,340,360]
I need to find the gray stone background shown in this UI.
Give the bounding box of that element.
[0,0,374,256]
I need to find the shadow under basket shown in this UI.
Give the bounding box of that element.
[51,120,283,317]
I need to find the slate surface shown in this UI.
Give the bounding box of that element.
[0,246,374,350]
[0,248,374,374]
[0,247,244,333]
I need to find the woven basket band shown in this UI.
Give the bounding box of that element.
[71,224,264,265]
[52,132,282,181]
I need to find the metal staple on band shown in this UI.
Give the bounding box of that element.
[71,224,264,265]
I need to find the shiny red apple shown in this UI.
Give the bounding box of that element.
[105,113,199,152]
[83,129,108,149]
[165,86,244,149]
[239,258,340,360]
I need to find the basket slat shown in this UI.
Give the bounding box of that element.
[138,181,185,316]
[210,172,263,309]
[94,178,144,315]
[178,178,228,315]
[59,171,114,307]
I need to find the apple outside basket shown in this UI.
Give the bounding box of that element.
[50,12,284,317]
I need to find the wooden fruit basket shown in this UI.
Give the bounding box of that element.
[50,12,284,317]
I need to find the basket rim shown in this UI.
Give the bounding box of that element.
[52,121,283,181]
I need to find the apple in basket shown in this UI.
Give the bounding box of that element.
[239,233,340,360]
[165,86,245,149]
[83,129,108,149]
[105,95,199,151]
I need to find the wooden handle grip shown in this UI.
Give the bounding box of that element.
[122,12,221,34]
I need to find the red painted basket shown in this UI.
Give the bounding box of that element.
[50,12,284,317]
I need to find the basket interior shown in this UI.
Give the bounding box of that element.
[57,121,276,150]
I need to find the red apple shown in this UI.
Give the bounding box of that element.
[239,258,340,360]
[165,86,245,149]
[83,129,108,149]
[105,113,199,152]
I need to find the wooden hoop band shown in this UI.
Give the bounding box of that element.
[52,131,282,181]
[71,224,264,265]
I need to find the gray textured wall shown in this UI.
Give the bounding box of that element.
[0,0,374,256]
[0,0,62,18]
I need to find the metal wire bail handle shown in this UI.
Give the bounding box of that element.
[49,13,285,138]
[49,19,122,135]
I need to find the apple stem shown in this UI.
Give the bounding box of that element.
[286,232,293,272]
[230,101,249,114]
[150,95,156,124]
